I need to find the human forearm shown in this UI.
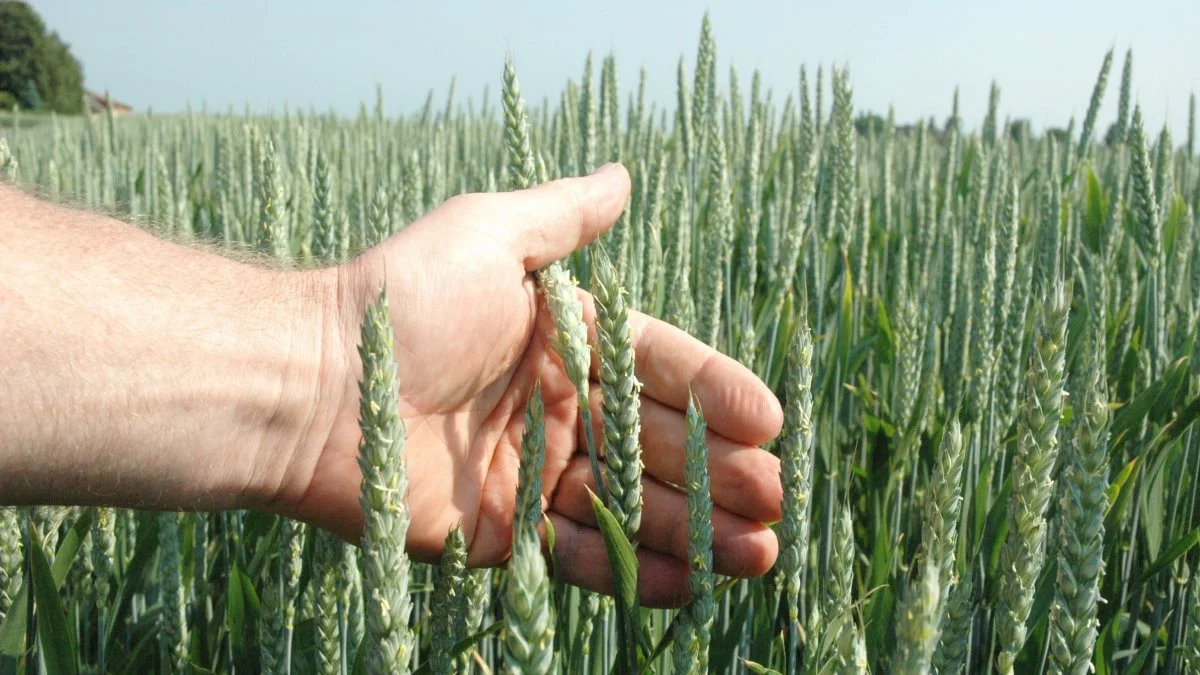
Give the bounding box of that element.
[0,184,335,513]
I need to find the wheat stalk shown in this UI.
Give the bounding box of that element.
[257,136,289,258]
[778,312,815,648]
[159,512,190,673]
[1048,335,1109,675]
[357,288,415,675]
[895,557,943,675]
[312,529,343,675]
[824,501,867,674]
[672,393,715,675]
[502,387,556,675]
[1184,571,1200,675]
[1129,107,1166,380]
[429,526,468,675]
[0,508,21,624]
[593,247,644,540]
[503,55,603,505]
[1076,49,1113,164]
[932,577,978,675]
[996,280,1070,675]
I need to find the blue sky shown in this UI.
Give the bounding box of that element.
[28,0,1200,136]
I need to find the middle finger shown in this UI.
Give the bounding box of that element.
[551,455,779,579]
[578,384,783,523]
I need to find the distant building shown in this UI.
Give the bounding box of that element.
[86,91,133,115]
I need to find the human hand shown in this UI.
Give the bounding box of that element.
[0,168,782,609]
[283,163,784,606]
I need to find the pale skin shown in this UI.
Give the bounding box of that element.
[0,163,783,608]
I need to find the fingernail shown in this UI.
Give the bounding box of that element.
[591,162,621,176]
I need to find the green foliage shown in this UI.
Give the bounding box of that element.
[18,78,38,110]
[0,26,1198,675]
[0,1,84,113]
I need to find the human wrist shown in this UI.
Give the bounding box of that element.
[232,265,345,514]
[249,249,401,535]
[0,183,356,517]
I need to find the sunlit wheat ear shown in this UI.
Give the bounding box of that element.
[503,54,602,504]
[279,519,306,672]
[90,507,118,673]
[514,381,547,538]
[1076,49,1113,164]
[0,138,16,182]
[592,248,644,540]
[502,522,555,675]
[893,292,924,452]
[928,420,966,591]
[894,419,964,674]
[1128,107,1160,265]
[502,56,537,192]
[366,183,391,248]
[697,96,733,348]
[1129,106,1168,379]
[1184,571,1200,675]
[823,501,866,673]
[997,176,1031,434]
[1114,49,1133,144]
[428,526,468,675]
[965,146,997,426]
[996,280,1069,675]
[311,528,344,675]
[158,512,189,673]
[933,577,978,675]
[502,386,556,675]
[983,81,1001,146]
[256,136,289,258]
[538,263,601,498]
[672,392,716,675]
[894,555,941,675]
[779,313,815,628]
[1187,92,1196,158]
[455,568,493,672]
[581,51,597,172]
[830,66,857,250]
[0,508,21,625]
[310,148,337,261]
[1049,335,1109,675]
[357,287,415,674]
[691,12,716,144]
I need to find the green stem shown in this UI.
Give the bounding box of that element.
[580,406,609,506]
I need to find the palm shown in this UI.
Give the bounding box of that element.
[292,168,787,607]
[367,208,588,566]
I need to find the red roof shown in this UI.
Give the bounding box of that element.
[86,91,133,114]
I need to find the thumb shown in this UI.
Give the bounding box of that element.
[503,163,631,271]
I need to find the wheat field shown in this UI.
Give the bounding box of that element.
[1,15,1199,675]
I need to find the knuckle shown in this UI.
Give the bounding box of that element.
[440,191,488,215]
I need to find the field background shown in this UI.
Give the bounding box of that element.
[1,8,1199,675]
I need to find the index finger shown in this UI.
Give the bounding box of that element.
[580,291,783,446]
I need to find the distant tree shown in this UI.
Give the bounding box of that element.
[0,1,84,113]
[854,112,888,138]
[35,31,84,113]
[1045,127,1072,146]
[1102,122,1123,147]
[19,77,39,109]
[0,1,41,100]
[1008,119,1032,144]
